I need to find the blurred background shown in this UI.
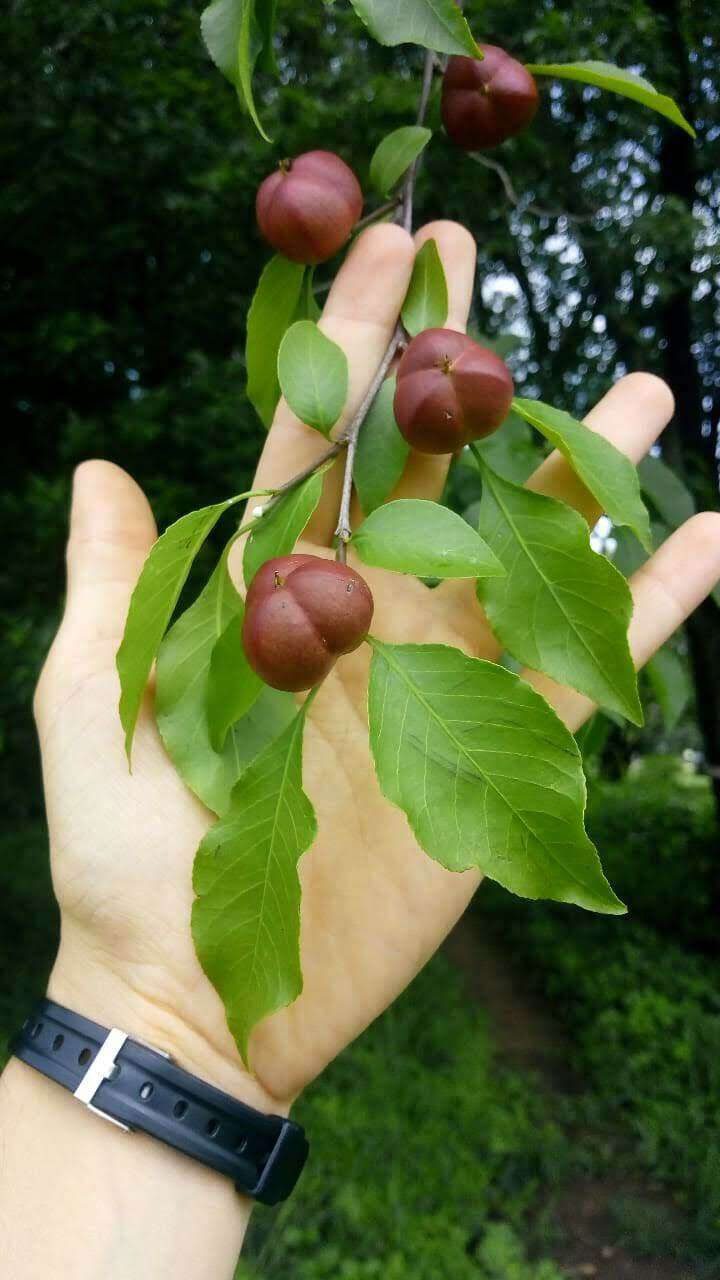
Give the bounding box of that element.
[2,0,719,1276]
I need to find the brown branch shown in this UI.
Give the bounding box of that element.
[469,154,597,225]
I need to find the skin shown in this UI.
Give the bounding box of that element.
[2,220,719,1280]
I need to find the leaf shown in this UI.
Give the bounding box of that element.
[277,320,349,435]
[460,410,545,485]
[474,461,642,725]
[192,705,317,1063]
[645,646,692,732]
[574,713,612,762]
[369,125,432,196]
[206,603,263,753]
[201,0,271,140]
[348,0,479,57]
[156,559,294,816]
[470,328,523,361]
[353,499,504,579]
[117,492,261,760]
[611,527,648,579]
[294,267,322,322]
[512,396,652,552]
[243,470,324,587]
[526,61,696,137]
[639,455,695,530]
[354,377,409,516]
[367,639,624,914]
[401,239,449,337]
[256,0,279,74]
[246,255,306,428]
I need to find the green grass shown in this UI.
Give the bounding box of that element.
[236,957,569,1280]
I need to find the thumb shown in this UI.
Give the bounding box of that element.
[59,459,157,646]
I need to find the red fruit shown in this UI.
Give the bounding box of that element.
[242,554,374,692]
[393,328,514,455]
[256,150,363,265]
[441,47,539,151]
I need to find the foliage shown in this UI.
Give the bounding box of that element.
[234,955,570,1280]
[480,761,720,1258]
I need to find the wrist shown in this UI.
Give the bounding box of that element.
[47,933,285,1117]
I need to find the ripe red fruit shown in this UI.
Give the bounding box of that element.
[243,554,374,692]
[255,150,363,265]
[393,328,514,455]
[441,47,539,151]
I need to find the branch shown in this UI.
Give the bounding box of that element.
[354,198,402,234]
[398,50,436,233]
[334,322,404,557]
[335,50,437,559]
[470,154,597,225]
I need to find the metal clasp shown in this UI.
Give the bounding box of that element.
[73,1027,171,1132]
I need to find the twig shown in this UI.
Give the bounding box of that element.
[248,51,436,564]
[334,50,438,560]
[335,323,404,558]
[398,50,437,233]
[469,153,597,225]
[354,198,402,234]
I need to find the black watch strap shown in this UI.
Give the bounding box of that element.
[12,998,308,1205]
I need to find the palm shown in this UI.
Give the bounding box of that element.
[35,220,719,1106]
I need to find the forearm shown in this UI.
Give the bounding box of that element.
[0,1058,252,1280]
[0,944,263,1280]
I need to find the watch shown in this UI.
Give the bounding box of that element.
[12,998,308,1205]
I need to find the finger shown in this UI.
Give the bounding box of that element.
[527,371,675,521]
[59,460,157,646]
[521,513,720,732]
[440,371,676,632]
[246,223,415,546]
[372,220,477,511]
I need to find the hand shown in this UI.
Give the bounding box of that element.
[35,221,720,1112]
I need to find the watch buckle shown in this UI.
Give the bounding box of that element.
[73,1027,171,1132]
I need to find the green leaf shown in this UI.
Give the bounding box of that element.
[294,267,322,322]
[470,328,523,361]
[246,255,306,428]
[348,0,479,57]
[367,639,624,914]
[611,526,648,579]
[512,397,652,552]
[156,559,294,816]
[243,470,324,587]
[201,0,271,140]
[256,0,279,74]
[574,713,612,762]
[206,605,263,753]
[526,61,696,137]
[474,460,642,725]
[639,455,695,530]
[401,239,449,337]
[192,705,317,1063]
[117,492,262,760]
[460,410,545,485]
[353,499,504,579]
[277,320,349,435]
[369,125,432,196]
[354,377,410,516]
[645,646,692,732]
